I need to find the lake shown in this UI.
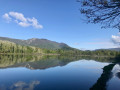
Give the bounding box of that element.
[0,55,119,90]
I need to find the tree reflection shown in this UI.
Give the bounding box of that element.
[90,62,120,90]
[90,64,115,90]
[0,55,114,69]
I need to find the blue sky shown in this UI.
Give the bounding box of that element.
[0,0,119,50]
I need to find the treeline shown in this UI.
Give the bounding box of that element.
[43,48,120,56]
[55,49,120,56]
[0,40,43,54]
[0,40,120,57]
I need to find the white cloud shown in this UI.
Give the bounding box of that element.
[18,22,30,27]
[2,12,43,29]
[2,13,11,22]
[27,17,43,29]
[111,35,120,44]
[9,12,27,22]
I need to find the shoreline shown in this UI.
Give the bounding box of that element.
[0,53,117,58]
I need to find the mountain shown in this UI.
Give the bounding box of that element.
[0,55,114,69]
[0,40,43,54]
[108,48,120,51]
[0,37,73,50]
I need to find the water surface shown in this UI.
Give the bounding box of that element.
[0,55,119,90]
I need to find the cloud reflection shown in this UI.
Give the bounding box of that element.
[0,81,40,90]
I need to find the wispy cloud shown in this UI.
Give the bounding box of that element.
[86,42,111,45]
[2,12,43,29]
[86,41,117,49]
[73,43,80,45]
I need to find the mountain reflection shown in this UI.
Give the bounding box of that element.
[0,55,114,70]
[0,55,119,90]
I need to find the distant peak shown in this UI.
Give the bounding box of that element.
[26,38,39,44]
[30,38,38,40]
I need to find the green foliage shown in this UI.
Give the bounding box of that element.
[0,55,115,68]
[0,40,43,54]
[0,40,120,58]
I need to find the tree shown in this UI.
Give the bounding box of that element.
[78,0,120,31]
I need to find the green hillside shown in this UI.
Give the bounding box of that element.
[0,37,119,58]
[0,40,43,54]
[0,37,73,50]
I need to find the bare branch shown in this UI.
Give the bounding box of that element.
[79,0,120,31]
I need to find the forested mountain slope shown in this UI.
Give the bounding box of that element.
[0,37,73,50]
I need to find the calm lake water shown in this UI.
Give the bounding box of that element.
[0,55,120,90]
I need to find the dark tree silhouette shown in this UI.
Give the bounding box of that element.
[78,0,120,31]
[90,64,115,90]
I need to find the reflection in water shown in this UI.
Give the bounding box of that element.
[116,72,120,79]
[112,64,120,78]
[90,63,120,90]
[0,55,114,69]
[90,64,115,90]
[0,55,119,90]
[0,81,40,90]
